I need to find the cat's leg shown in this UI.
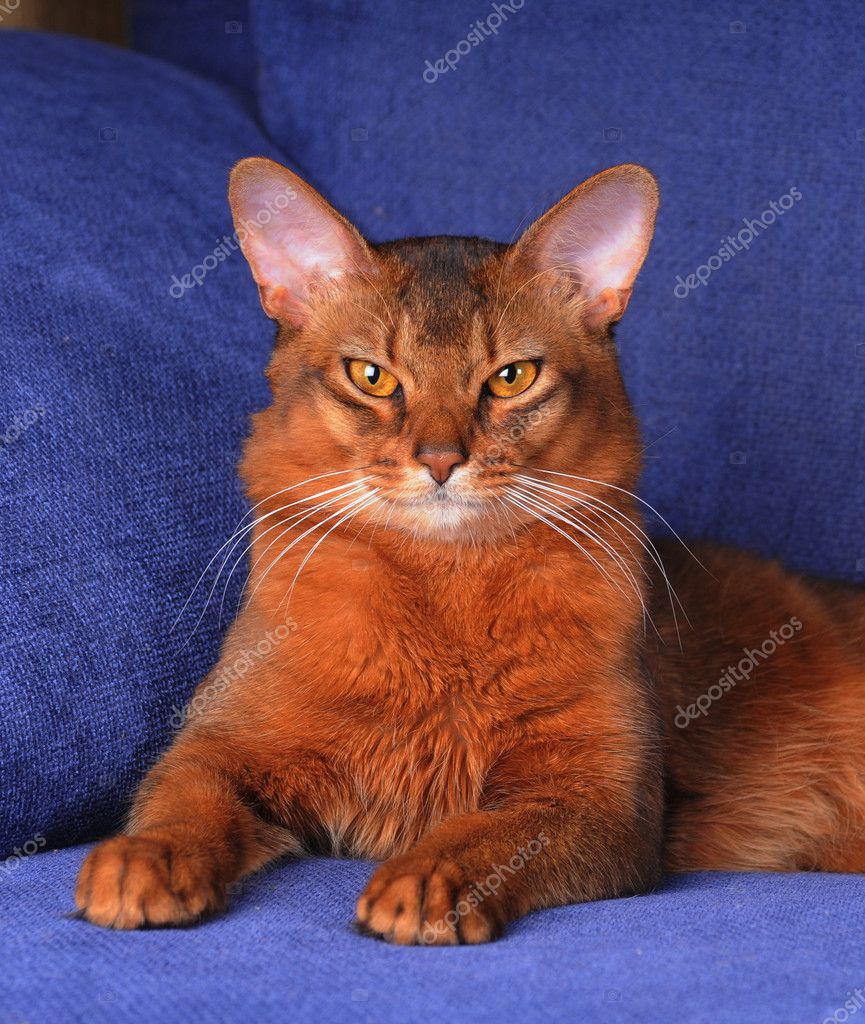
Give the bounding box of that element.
[75,732,336,929]
[355,740,662,945]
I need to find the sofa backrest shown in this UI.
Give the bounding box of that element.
[135,0,865,581]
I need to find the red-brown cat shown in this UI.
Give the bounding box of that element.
[75,159,865,942]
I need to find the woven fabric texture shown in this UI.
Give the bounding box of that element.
[2,846,864,1024]
[0,32,279,856]
[252,0,865,581]
[1,8,864,1022]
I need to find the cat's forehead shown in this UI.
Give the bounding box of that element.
[378,236,506,368]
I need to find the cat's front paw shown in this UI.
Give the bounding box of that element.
[75,834,226,929]
[355,854,504,945]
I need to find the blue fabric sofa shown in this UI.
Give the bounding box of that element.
[1,2,863,1021]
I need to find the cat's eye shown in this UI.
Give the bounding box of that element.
[487,361,540,398]
[346,360,399,398]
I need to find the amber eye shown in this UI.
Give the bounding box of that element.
[487,361,539,398]
[346,360,399,398]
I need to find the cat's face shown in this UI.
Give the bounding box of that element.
[230,160,657,543]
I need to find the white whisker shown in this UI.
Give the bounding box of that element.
[180,476,372,644]
[526,466,712,578]
[515,473,689,644]
[221,481,371,621]
[502,490,628,600]
[508,484,650,630]
[171,466,369,633]
[247,489,375,610]
[280,492,381,613]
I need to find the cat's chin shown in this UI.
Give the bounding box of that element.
[386,493,500,543]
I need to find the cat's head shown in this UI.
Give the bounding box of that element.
[229,159,658,543]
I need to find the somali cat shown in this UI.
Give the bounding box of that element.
[75,159,865,942]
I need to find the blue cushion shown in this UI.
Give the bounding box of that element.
[1,18,863,1024]
[130,0,255,105]
[2,846,863,1024]
[2,0,864,979]
[252,0,865,582]
[0,32,284,856]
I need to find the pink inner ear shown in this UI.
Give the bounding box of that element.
[238,183,345,279]
[230,161,371,323]
[541,182,654,300]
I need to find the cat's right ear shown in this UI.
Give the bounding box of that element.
[507,164,659,330]
[228,158,375,325]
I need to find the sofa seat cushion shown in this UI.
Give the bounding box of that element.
[1,846,861,1024]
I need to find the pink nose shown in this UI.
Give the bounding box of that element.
[415,448,465,485]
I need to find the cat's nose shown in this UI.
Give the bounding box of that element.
[415,448,466,485]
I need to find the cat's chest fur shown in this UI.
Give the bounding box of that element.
[332,683,495,858]
[274,548,592,858]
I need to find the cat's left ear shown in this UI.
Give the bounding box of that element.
[228,157,375,325]
[509,164,659,330]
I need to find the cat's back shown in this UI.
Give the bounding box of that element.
[646,540,865,870]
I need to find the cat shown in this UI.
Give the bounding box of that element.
[74,158,865,942]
